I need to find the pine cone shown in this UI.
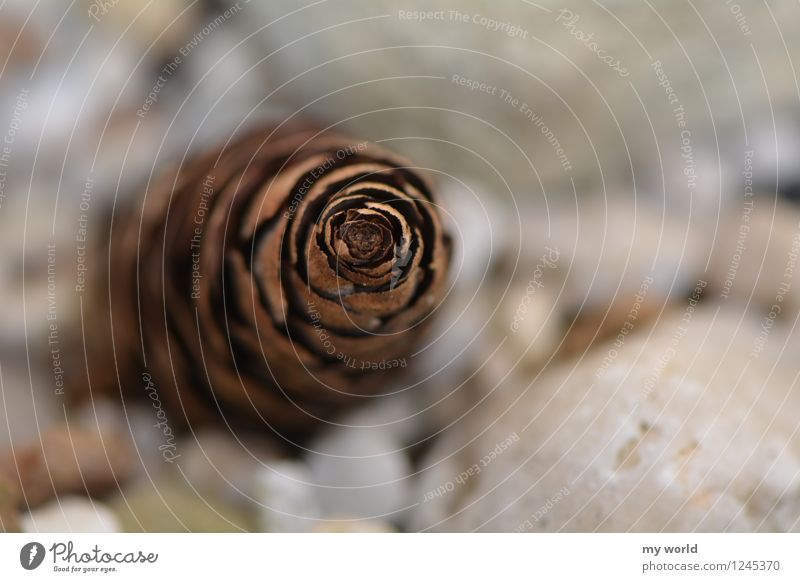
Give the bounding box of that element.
[90,125,451,440]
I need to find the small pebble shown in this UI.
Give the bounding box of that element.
[306,425,413,523]
[20,497,120,533]
[256,461,321,533]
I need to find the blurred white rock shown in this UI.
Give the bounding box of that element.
[339,393,423,446]
[500,283,562,367]
[21,497,120,533]
[256,460,320,533]
[116,404,181,482]
[74,396,126,434]
[439,180,515,290]
[305,424,413,523]
[527,197,704,310]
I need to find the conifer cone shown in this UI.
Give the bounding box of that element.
[89,125,451,440]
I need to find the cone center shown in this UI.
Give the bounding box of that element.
[341,220,387,261]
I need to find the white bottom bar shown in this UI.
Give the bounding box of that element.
[1,533,797,580]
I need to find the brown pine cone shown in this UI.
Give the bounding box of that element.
[87,125,451,441]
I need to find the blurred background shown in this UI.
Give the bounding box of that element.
[2,0,800,532]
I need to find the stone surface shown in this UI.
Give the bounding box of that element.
[411,306,800,532]
[20,497,120,533]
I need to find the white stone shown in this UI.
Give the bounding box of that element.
[411,307,800,532]
[525,197,703,311]
[305,425,413,523]
[340,393,423,445]
[255,461,321,533]
[439,180,512,290]
[501,284,561,367]
[21,497,120,533]
[120,404,176,481]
